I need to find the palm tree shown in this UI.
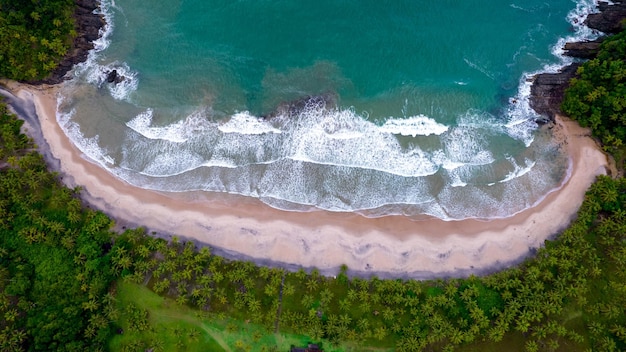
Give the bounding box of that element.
[357,318,369,332]
[113,255,132,273]
[382,307,395,322]
[153,278,170,294]
[149,338,165,352]
[305,278,318,292]
[320,288,334,305]
[339,298,351,312]
[283,283,295,297]
[188,328,201,342]
[47,220,65,236]
[338,314,352,329]
[82,299,99,312]
[67,210,81,224]
[346,289,357,302]
[248,298,261,315]
[396,335,424,352]
[301,294,314,309]
[294,268,307,281]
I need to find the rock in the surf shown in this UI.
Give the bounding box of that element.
[106,69,125,84]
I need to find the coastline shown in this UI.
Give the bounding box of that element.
[1,81,609,278]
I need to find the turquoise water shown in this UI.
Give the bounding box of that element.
[59,0,598,219]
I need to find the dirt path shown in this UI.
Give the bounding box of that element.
[200,323,233,352]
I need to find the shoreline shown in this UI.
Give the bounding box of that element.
[1,81,610,279]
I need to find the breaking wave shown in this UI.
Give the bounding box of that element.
[54,0,596,220]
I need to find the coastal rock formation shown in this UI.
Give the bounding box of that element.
[563,38,604,59]
[529,63,582,122]
[106,69,124,84]
[37,0,106,85]
[585,0,626,34]
[529,1,626,122]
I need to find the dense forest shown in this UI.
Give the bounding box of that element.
[562,29,626,165]
[1,1,626,351]
[0,0,75,80]
[0,104,120,350]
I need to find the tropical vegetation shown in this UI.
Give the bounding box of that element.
[0,0,75,80]
[1,1,626,351]
[562,30,626,166]
[0,104,119,350]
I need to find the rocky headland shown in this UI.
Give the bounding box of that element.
[529,0,626,122]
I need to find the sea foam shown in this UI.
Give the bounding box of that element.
[55,0,594,220]
[379,115,449,136]
[218,112,282,135]
[56,97,115,167]
[126,109,212,143]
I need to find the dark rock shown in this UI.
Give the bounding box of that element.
[529,63,582,122]
[563,38,604,59]
[77,0,99,11]
[585,1,626,34]
[106,70,116,83]
[529,1,626,121]
[106,69,124,84]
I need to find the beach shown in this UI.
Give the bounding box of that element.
[2,81,609,278]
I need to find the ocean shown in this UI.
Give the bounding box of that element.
[57,0,600,220]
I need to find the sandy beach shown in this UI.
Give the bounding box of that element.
[1,81,609,278]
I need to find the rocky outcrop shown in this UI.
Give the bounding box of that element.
[585,1,626,34]
[106,69,124,84]
[34,0,106,85]
[529,64,582,122]
[529,1,625,123]
[563,38,604,59]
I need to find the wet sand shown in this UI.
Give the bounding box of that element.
[3,81,610,278]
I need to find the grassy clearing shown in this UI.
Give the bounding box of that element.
[108,281,225,351]
[108,281,346,352]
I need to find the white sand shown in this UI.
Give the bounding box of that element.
[8,82,610,278]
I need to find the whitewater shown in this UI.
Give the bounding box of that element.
[56,0,601,220]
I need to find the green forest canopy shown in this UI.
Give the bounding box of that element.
[562,30,626,160]
[0,0,75,80]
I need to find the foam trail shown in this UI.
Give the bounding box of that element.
[56,97,115,167]
[92,0,115,51]
[126,109,212,143]
[379,115,449,136]
[218,112,282,134]
[499,158,536,183]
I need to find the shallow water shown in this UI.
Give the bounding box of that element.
[58,0,599,219]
